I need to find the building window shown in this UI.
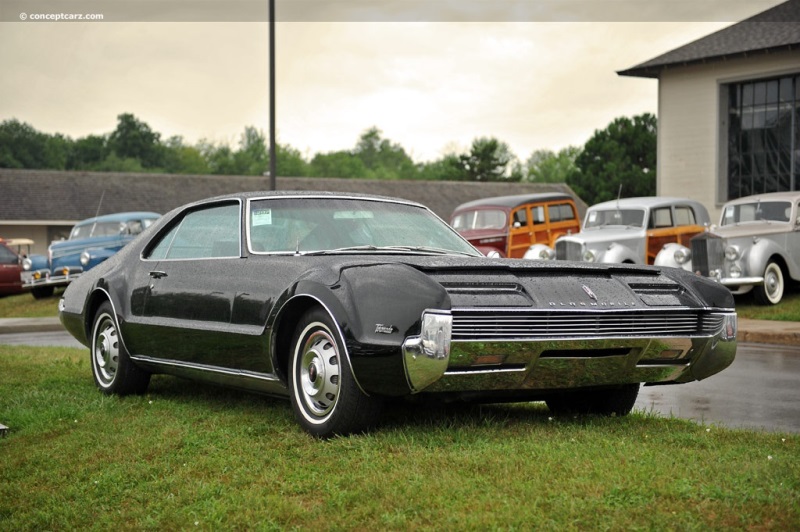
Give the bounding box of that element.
[727,75,798,199]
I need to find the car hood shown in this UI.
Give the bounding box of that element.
[710,222,792,239]
[318,254,734,310]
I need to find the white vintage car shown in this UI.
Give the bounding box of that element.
[527,197,710,265]
[656,191,800,305]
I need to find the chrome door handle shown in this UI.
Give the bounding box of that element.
[149,270,168,279]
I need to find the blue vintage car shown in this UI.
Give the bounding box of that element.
[23,212,160,298]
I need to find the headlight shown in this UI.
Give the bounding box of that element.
[582,249,596,262]
[674,247,691,265]
[80,250,91,266]
[729,265,742,278]
[724,245,740,262]
[539,248,555,260]
[22,257,32,270]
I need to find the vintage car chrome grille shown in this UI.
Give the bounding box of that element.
[691,234,724,276]
[555,239,582,261]
[451,309,723,340]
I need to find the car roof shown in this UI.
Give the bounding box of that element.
[452,193,574,212]
[723,191,800,205]
[588,196,705,210]
[75,211,161,226]
[195,190,429,210]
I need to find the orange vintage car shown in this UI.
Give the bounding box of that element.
[450,193,580,258]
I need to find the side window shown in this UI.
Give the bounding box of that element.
[146,203,240,260]
[512,208,528,228]
[549,203,576,222]
[674,207,696,226]
[531,206,545,225]
[651,207,673,228]
[0,245,17,265]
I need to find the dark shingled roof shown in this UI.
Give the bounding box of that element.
[0,169,587,223]
[619,0,800,79]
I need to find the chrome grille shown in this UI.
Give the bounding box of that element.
[451,309,721,340]
[555,240,582,261]
[691,234,723,276]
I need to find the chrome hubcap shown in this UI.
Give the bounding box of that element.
[299,330,340,417]
[94,317,119,386]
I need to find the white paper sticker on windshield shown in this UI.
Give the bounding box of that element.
[252,208,273,226]
[588,211,597,224]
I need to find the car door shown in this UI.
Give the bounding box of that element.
[125,201,269,372]
[0,243,22,295]
[646,205,705,264]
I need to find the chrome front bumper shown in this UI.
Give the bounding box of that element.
[22,267,83,288]
[403,310,737,394]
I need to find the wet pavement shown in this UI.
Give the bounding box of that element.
[636,343,800,433]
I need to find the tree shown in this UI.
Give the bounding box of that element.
[525,146,581,183]
[455,137,519,181]
[353,127,416,179]
[107,113,164,168]
[67,134,108,170]
[568,113,657,205]
[309,151,368,178]
[275,143,309,177]
[0,119,69,169]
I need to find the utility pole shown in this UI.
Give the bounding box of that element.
[268,0,277,191]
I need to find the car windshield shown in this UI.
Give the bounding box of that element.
[584,208,646,228]
[721,201,792,225]
[69,218,155,240]
[450,209,507,231]
[249,197,481,256]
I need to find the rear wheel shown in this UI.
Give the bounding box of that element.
[91,301,150,395]
[754,261,784,305]
[545,384,640,416]
[288,308,382,437]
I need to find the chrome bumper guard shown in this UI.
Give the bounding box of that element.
[22,267,83,288]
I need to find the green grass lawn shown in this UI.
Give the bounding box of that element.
[1,346,798,530]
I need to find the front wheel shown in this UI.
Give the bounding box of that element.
[91,301,150,395]
[545,384,640,416]
[754,261,784,305]
[288,308,382,437]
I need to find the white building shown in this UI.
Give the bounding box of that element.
[619,0,800,221]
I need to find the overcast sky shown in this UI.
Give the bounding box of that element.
[0,0,786,163]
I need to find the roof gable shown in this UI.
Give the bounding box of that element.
[619,0,800,78]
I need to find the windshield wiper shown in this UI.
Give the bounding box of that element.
[299,245,474,256]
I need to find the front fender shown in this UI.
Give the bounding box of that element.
[523,244,555,261]
[655,243,693,272]
[743,238,785,278]
[271,263,451,397]
[82,248,118,270]
[597,243,640,264]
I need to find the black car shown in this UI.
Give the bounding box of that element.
[59,192,738,437]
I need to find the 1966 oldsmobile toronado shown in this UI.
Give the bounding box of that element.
[59,192,738,437]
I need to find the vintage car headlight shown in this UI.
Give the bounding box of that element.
[486,250,502,258]
[674,247,692,265]
[80,250,91,266]
[22,257,32,270]
[582,249,596,262]
[724,245,740,262]
[538,248,555,260]
[729,265,742,278]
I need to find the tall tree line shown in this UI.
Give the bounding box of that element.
[0,112,657,205]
